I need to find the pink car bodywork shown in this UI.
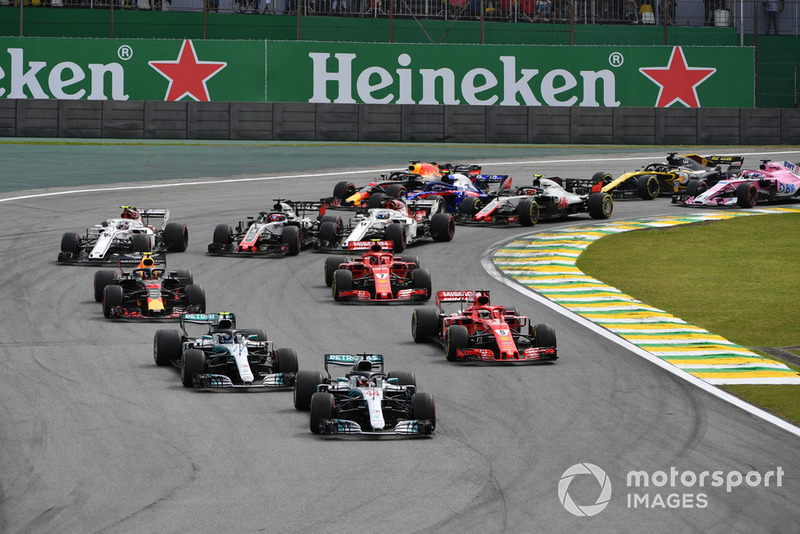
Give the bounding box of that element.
[683,161,800,208]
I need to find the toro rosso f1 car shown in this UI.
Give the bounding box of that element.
[324,241,432,303]
[457,176,612,225]
[676,160,800,208]
[405,172,513,214]
[208,200,327,256]
[567,153,744,200]
[94,253,205,320]
[293,353,435,436]
[59,206,188,264]
[153,312,299,389]
[412,290,558,363]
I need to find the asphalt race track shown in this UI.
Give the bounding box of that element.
[1,143,799,533]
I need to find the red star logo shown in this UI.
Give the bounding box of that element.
[639,46,716,108]
[149,40,227,102]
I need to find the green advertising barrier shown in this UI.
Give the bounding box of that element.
[0,37,266,102]
[0,37,753,107]
[266,42,754,108]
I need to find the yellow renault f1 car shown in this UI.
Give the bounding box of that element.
[564,153,744,200]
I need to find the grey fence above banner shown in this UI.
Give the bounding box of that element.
[1,99,798,145]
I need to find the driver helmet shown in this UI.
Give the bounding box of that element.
[218,333,232,344]
[376,212,390,220]
[478,309,491,320]
[370,256,379,265]
[268,213,286,223]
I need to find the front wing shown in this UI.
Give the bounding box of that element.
[336,288,430,303]
[316,418,434,436]
[193,372,295,389]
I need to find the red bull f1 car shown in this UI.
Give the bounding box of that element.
[94,253,205,320]
[412,290,558,363]
[677,160,800,208]
[293,353,435,436]
[324,241,431,303]
[58,206,188,264]
[153,312,299,389]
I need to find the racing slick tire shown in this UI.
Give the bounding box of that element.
[637,175,661,200]
[400,255,420,269]
[736,183,758,208]
[458,196,482,216]
[60,232,82,254]
[281,225,301,256]
[247,328,267,341]
[333,181,356,201]
[430,213,455,242]
[685,180,708,198]
[412,307,441,342]
[294,370,325,411]
[309,392,335,434]
[385,223,407,252]
[385,184,408,199]
[324,255,348,287]
[592,172,612,188]
[131,234,151,253]
[275,347,299,374]
[587,192,613,219]
[411,268,432,300]
[532,323,557,348]
[445,325,470,362]
[387,371,416,387]
[318,220,343,249]
[154,329,182,367]
[163,222,189,252]
[332,269,353,301]
[174,269,194,284]
[102,284,124,318]
[411,392,436,432]
[185,284,206,312]
[517,198,540,227]
[319,214,342,225]
[181,348,206,388]
[93,270,118,303]
[213,224,232,245]
[367,193,388,209]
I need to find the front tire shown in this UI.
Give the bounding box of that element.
[103,284,124,318]
[213,224,232,245]
[131,234,151,253]
[275,347,299,374]
[445,325,470,362]
[333,181,355,201]
[532,323,557,348]
[294,370,325,411]
[181,348,206,388]
[154,329,182,366]
[61,232,82,254]
[458,196,481,216]
[411,392,436,431]
[324,255,347,287]
[637,175,660,200]
[517,198,539,227]
[282,225,301,256]
[309,392,335,434]
[736,182,758,208]
[332,269,353,301]
[385,224,406,252]
[411,268,432,300]
[587,192,613,219]
[185,284,206,312]
[430,213,455,242]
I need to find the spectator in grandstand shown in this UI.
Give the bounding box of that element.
[623,0,638,21]
[764,0,783,35]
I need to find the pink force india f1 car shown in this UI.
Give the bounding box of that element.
[675,160,800,208]
[411,290,558,363]
[324,241,432,303]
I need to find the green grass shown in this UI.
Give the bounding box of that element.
[576,212,800,425]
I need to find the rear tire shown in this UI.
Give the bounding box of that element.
[367,193,387,209]
[154,329,182,367]
[247,328,267,341]
[458,196,481,216]
[318,220,342,247]
[385,184,407,199]
[411,268,432,300]
[174,269,193,284]
[411,392,436,431]
[412,307,440,342]
[181,348,206,388]
[60,232,82,254]
[445,325,470,362]
[163,222,188,252]
[387,371,416,387]
[385,224,406,252]
[324,256,347,287]
[399,255,420,269]
[587,192,613,219]
[282,225,300,255]
[275,347,299,374]
[131,234,151,253]
[430,213,455,242]
[517,198,539,226]
[102,284,124,318]
[332,269,353,301]
[637,175,660,200]
[93,270,118,303]
[736,182,758,208]
[333,181,355,200]
[309,392,335,434]
[294,370,325,411]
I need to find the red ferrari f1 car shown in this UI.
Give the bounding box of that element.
[324,241,432,303]
[412,290,557,363]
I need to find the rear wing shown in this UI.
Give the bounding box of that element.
[180,312,237,331]
[349,240,393,252]
[440,163,482,177]
[783,161,799,174]
[117,252,166,267]
[274,199,325,217]
[435,290,490,309]
[139,208,169,224]
[324,353,384,375]
[473,174,513,192]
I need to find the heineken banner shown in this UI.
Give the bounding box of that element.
[0,38,753,107]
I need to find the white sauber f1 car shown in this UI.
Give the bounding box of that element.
[153,312,299,389]
[316,196,454,252]
[457,175,613,225]
[293,353,435,437]
[58,206,188,264]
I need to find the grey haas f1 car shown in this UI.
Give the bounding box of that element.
[293,353,435,437]
[154,312,299,389]
[59,206,188,264]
